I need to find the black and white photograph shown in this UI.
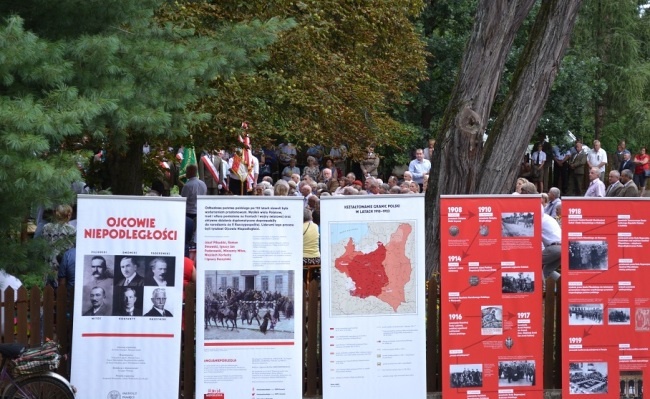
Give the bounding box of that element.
[450,364,483,388]
[501,212,534,237]
[569,303,604,325]
[204,270,295,340]
[502,272,535,294]
[619,370,643,399]
[481,305,503,335]
[112,286,144,316]
[143,287,174,317]
[113,255,176,287]
[568,240,608,271]
[568,362,608,394]
[82,255,115,316]
[498,360,535,387]
[635,308,650,332]
[608,307,631,325]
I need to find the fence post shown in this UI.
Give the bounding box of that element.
[16,287,28,345]
[305,280,319,396]
[543,277,557,389]
[426,275,440,392]
[29,286,41,348]
[43,285,55,342]
[183,283,195,399]
[4,287,15,343]
[553,277,562,388]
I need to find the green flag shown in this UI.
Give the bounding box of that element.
[178,146,197,183]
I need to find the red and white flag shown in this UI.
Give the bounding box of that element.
[238,126,255,191]
[200,155,220,183]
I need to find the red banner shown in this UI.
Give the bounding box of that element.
[441,195,543,399]
[561,198,649,398]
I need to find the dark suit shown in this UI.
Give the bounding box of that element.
[144,276,171,287]
[605,181,623,197]
[116,274,144,287]
[83,305,111,316]
[144,308,173,317]
[568,151,587,196]
[115,308,143,316]
[199,153,222,195]
[619,159,635,174]
[618,181,639,197]
[323,179,339,194]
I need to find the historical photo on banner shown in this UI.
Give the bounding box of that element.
[440,195,544,399]
[195,196,303,399]
[320,195,427,399]
[562,198,650,399]
[71,196,186,399]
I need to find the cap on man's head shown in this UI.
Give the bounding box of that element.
[353,180,363,186]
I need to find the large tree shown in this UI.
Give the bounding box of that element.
[425,0,584,276]
[1,0,291,195]
[163,0,428,160]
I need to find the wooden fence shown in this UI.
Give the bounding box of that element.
[2,276,563,397]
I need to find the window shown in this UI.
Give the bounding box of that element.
[275,275,283,293]
[221,276,227,289]
[232,277,239,290]
[261,276,269,291]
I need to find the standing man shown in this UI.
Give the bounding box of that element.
[181,164,207,218]
[618,150,635,174]
[116,256,144,287]
[614,140,627,171]
[408,149,431,190]
[531,143,546,193]
[568,141,588,196]
[552,144,570,194]
[199,150,223,195]
[619,169,639,197]
[585,167,606,197]
[587,140,607,182]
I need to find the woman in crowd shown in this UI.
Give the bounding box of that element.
[302,156,320,181]
[633,146,649,196]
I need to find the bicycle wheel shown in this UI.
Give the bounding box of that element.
[5,375,75,399]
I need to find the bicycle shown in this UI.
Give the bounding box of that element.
[0,343,75,398]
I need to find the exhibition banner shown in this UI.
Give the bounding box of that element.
[561,198,649,398]
[71,195,186,399]
[195,196,303,399]
[440,195,543,399]
[320,195,427,399]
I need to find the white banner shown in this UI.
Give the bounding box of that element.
[196,196,303,399]
[71,195,186,399]
[320,195,427,399]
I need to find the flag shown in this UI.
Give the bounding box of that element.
[238,125,255,191]
[178,146,197,183]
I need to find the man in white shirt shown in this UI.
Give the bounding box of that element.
[542,209,562,281]
[408,149,431,188]
[585,167,605,197]
[587,140,607,182]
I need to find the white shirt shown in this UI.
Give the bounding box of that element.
[408,158,431,184]
[541,213,562,248]
[587,148,607,173]
[585,179,605,197]
[532,151,546,165]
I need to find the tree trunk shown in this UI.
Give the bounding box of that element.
[425,0,583,277]
[594,102,605,140]
[108,137,145,195]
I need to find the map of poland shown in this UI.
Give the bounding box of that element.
[330,221,417,316]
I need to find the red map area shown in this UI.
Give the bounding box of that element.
[335,223,413,311]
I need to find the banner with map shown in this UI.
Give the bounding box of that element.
[561,198,650,398]
[440,195,543,399]
[195,196,303,399]
[71,196,186,399]
[320,195,426,399]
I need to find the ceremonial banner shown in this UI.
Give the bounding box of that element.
[440,195,543,399]
[71,195,186,399]
[320,195,426,399]
[562,198,650,398]
[196,196,303,399]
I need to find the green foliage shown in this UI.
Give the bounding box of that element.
[164,0,428,160]
[0,17,89,278]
